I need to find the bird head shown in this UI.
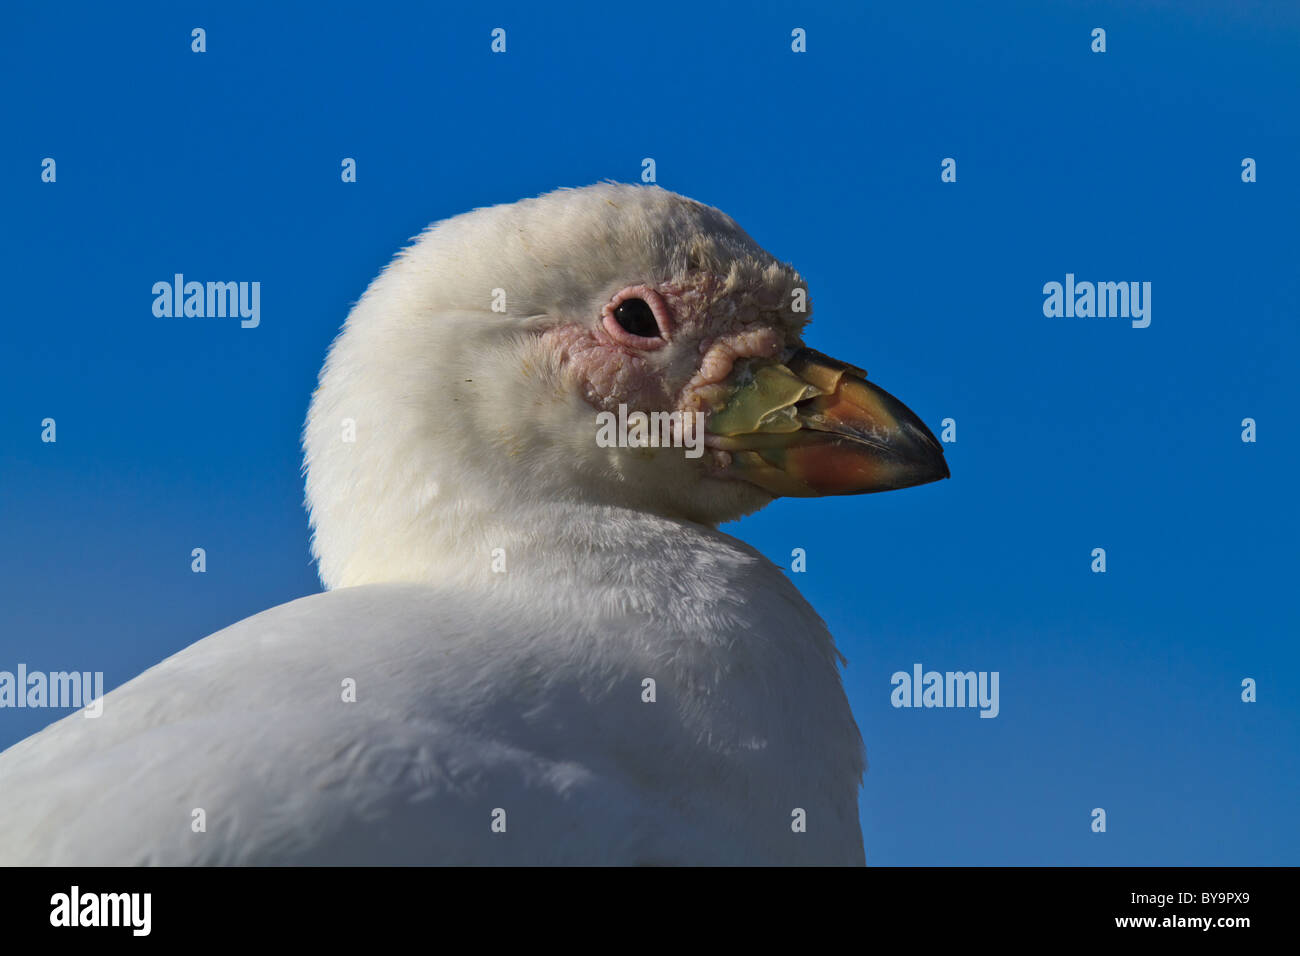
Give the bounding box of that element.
[304,184,948,588]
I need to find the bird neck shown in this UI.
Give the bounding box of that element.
[324,493,721,594]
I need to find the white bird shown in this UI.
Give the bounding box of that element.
[0,184,947,865]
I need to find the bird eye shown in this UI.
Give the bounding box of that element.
[613,298,659,338]
[602,285,671,349]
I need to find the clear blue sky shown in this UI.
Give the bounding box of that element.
[2,0,1296,864]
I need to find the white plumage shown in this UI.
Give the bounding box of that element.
[0,184,947,865]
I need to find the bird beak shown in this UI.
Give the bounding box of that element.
[704,348,950,497]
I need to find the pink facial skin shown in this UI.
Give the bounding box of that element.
[542,274,804,424]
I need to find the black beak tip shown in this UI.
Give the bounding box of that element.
[905,420,951,485]
[916,453,951,487]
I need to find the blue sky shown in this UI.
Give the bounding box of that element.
[2,0,1296,864]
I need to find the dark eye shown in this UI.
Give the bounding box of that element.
[613,298,659,338]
